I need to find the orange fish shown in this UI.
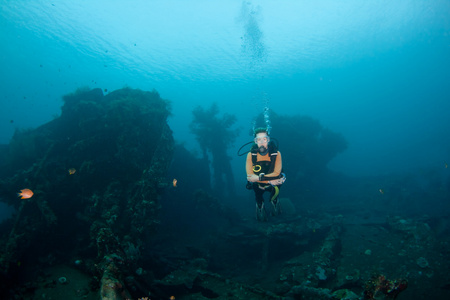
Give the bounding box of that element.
[68,168,76,175]
[173,179,177,187]
[18,188,34,199]
[379,189,384,195]
[170,296,175,300]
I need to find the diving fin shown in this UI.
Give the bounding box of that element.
[256,203,267,222]
[271,199,282,216]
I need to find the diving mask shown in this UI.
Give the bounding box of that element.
[254,135,269,144]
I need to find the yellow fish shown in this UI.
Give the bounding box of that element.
[68,168,76,175]
[173,179,177,187]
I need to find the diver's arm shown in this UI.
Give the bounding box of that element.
[246,153,259,182]
[246,152,254,176]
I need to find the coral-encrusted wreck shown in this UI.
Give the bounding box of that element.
[0,87,173,299]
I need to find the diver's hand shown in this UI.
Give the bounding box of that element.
[247,174,259,182]
[269,176,286,185]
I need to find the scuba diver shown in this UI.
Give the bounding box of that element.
[245,128,286,221]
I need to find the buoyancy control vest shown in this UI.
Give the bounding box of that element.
[250,141,283,180]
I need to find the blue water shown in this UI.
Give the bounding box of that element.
[1,0,449,177]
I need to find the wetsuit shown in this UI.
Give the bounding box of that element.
[246,146,283,209]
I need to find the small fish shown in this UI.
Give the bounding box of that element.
[379,189,384,195]
[445,162,448,169]
[68,168,76,175]
[170,296,175,300]
[173,179,177,187]
[18,188,34,199]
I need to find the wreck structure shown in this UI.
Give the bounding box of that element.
[0,87,173,299]
[1,87,446,300]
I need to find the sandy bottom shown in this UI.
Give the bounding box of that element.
[23,264,98,300]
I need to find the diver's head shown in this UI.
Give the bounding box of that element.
[254,127,270,155]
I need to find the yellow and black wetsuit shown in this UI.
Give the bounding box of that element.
[246,144,283,209]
